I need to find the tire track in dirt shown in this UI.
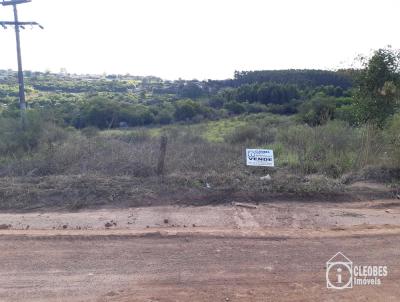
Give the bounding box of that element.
[1,231,399,302]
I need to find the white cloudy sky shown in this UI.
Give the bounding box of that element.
[0,0,398,80]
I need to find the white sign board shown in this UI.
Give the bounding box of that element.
[246,149,274,167]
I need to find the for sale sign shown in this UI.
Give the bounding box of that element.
[246,149,274,167]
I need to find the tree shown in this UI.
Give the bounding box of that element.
[354,47,400,127]
[155,109,173,124]
[174,99,202,121]
[79,97,121,129]
[298,94,336,126]
[179,82,204,99]
[120,105,155,126]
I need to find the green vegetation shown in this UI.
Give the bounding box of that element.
[0,68,354,128]
[0,47,399,209]
[354,48,400,127]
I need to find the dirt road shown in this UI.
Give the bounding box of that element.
[0,199,400,301]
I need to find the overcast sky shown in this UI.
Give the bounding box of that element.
[0,0,399,80]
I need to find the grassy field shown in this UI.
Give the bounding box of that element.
[0,112,398,211]
[98,112,394,175]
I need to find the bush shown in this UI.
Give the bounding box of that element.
[244,102,268,114]
[108,129,150,143]
[0,112,68,157]
[155,109,174,125]
[224,101,246,114]
[335,105,358,125]
[78,97,121,129]
[81,126,99,138]
[224,125,260,144]
[298,94,336,126]
[76,97,155,129]
[120,105,155,126]
[266,101,299,115]
[174,99,202,121]
[208,96,225,109]
[277,121,362,177]
[2,133,157,177]
[385,113,400,166]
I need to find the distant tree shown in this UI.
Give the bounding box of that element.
[233,69,353,89]
[208,95,225,109]
[120,105,155,126]
[174,99,202,121]
[179,82,204,99]
[354,47,400,127]
[219,88,236,103]
[155,109,174,125]
[235,83,300,105]
[79,97,121,129]
[224,101,246,114]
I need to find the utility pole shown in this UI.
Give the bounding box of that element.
[1,0,43,113]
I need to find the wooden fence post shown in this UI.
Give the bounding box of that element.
[157,135,168,177]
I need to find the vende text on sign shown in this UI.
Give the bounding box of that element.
[246,149,274,167]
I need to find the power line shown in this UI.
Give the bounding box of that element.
[1,0,43,113]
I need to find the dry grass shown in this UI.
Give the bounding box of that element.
[0,114,399,211]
